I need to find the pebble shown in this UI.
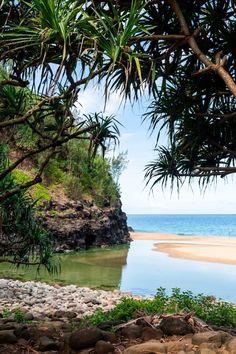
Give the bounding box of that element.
[0,279,134,318]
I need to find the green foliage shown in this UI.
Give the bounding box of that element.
[80,288,236,329]
[12,169,51,204]
[13,308,26,323]
[2,308,29,324]
[0,145,56,271]
[42,159,66,185]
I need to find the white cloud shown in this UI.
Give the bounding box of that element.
[75,88,123,116]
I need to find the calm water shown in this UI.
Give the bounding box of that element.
[128,214,236,237]
[1,214,236,302]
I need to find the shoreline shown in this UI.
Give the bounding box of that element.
[130,231,236,265]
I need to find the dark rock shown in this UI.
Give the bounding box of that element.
[17,338,29,347]
[121,325,143,339]
[14,324,28,338]
[40,199,131,252]
[39,336,61,352]
[141,327,163,341]
[98,320,124,331]
[0,330,17,344]
[69,327,103,350]
[159,316,194,335]
[128,226,134,232]
[0,324,16,331]
[101,330,116,343]
[20,328,32,340]
[95,340,115,354]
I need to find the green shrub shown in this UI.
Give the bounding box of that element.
[80,288,236,328]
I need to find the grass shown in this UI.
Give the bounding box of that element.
[80,288,236,329]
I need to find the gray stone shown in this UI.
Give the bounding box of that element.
[24,313,34,321]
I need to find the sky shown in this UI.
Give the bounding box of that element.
[77,86,236,215]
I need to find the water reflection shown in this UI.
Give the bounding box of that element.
[0,245,129,289]
[1,241,236,302]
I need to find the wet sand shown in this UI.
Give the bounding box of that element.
[130,232,236,265]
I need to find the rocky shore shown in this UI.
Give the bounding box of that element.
[1,279,236,353]
[0,279,133,319]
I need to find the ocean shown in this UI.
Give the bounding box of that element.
[127,214,236,237]
[119,213,236,301]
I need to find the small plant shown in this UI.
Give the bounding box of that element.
[2,308,27,323]
[2,309,11,319]
[14,308,26,323]
[79,288,236,329]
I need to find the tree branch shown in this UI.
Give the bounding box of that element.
[129,34,186,44]
[0,79,29,87]
[0,123,98,183]
[167,0,236,98]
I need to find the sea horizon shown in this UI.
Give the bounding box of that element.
[127,214,236,237]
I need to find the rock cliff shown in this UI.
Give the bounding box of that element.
[39,199,131,252]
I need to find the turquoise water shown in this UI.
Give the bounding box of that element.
[127,214,236,236]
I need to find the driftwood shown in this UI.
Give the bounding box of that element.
[115,312,213,333]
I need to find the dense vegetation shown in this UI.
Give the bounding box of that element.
[82,288,236,328]
[0,0,235,266]
[0,66,124,267]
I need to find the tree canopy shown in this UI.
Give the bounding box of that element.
[1,0,235,192]
[0,0,236,265]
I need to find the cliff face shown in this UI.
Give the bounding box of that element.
[39,199,131,252]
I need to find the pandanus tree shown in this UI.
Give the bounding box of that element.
[0,0,236,266]
[84,113,121,163]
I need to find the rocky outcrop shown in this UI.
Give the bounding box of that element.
[0,294,236,354]
[39,199,131,252]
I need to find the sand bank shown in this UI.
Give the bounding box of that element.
[130,232,236,265]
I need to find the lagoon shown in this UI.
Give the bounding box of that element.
[1,240,236,303]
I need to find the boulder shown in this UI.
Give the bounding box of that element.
[100,330,116,343]
[226,337,236,351]
[121,324,143,339]
[0,330,17,344]
[159,316,194,335]
[124,341,166,353]
[192,331,232,347]
[95,340,115,354]
[69,327,103,350]
[141,327,163,341]
[39,336,61,352]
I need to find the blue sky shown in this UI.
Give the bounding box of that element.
[77,87,236,214]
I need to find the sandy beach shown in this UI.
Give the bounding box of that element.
[130,231,236,265]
